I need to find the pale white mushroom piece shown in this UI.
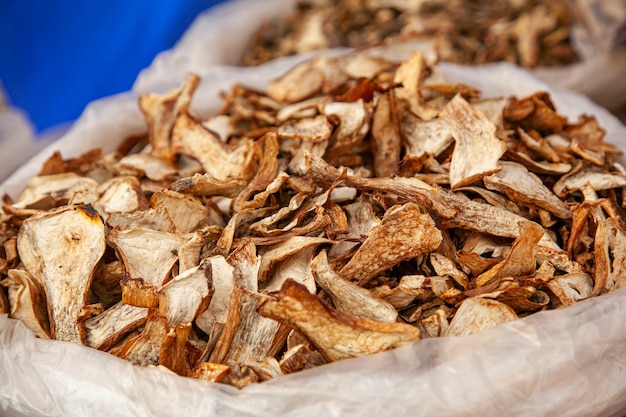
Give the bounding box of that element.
[292,9,330,54]
[84,302,149,350]
[393,51,439,121]
[321,99,370,155]
[484,162,572,219]
[287,139,329,176]
[227,240,260,292]
[169,173,247,198]
[159,265,210,327]
[178,230,206,273]
[277,115,333,143]
[171,112,256,181]
[471,98,508,128]
[547,273,593,307]
[108,228,185,286]
[340,203,443,285]
[420,308,449,338]
[245,357,284,382]
[552,168,626,197]
[195,256,235,335]
[312,55,351,95]
[430,252,469,289]
[139,73,199,161]
[150,189,210,233]
[279,343,328,374]
[329,198,381,258]
[400,113,453,158]
[17,205,106,343]
[258,280,421,362]
[106,206,176,233]
[371,274,435,309]
[267,60,323,103]
[442,94,506,189]
[593,217,626,295]
[202,114,234,143]
[261,246,317,294]
[113,153,177,181]
[209,287,284,365]
[312,251,398,323]
[343,54,395,79]
[3,268,50,339]
[446,297,518,337]
[507,150,572,176]
[257,236,330,283]
[13,173,98,209]
[95,176,149,216]
[249,193,309,235]
[116,312,168,367]
[276,96,329,122]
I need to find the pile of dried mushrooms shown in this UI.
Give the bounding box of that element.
[243,0,579,68]
[1,48,624,388]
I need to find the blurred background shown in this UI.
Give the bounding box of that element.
[0,0,227,135]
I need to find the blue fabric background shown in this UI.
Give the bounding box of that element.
[0,1,227,133]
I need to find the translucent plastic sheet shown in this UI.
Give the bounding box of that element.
[1,54,626,416]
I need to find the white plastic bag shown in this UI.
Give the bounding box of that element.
[1,55,626,417]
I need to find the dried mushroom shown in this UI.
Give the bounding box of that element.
[241,0,579,68]
[2,47,624,389]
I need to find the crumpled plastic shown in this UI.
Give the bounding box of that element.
[1,51,626,416]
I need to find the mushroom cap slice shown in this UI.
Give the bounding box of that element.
[258,279,421,362]
[484,162,572,219]
[442,94,506,189]
[17,205,106,343]
[446,297,518,337]
[340,203,442,285]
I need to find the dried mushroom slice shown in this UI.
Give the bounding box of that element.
[400,115,453,158]
[17,205,106,343]
[393,51,439,121]
[95,176,149,216]
[483,162,571,219]
[13,173,99,210]
[150,190,210,234]
[84,302,149,350]
[171,112,256,182]
[113,153,177,182]
[139,72,199,161]
[442,94,506,189]
[446,297,518,337]
[340,203,443,285]
[114,309,168,367]
[159,265,210,327]
[258,279,421,362]
[546,273,593,306]
[209,286,284,365]
[108,228,185,287]
[195,256,235,335]
[312,250,398,323]
[3,268,50,338]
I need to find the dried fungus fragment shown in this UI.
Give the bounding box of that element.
[340,203,442,285]
[84,302,149,350]
[139,73,199,161]
[3,268,50,339]
[258,280,421,362]
[14,173,99,210]
[483,162,571,219]
[159,265,210,327]
[446,297,518,337]
[17,205,106,343]
[312,250,398,323]
[442,94,506,189]
[108,228,185,287]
